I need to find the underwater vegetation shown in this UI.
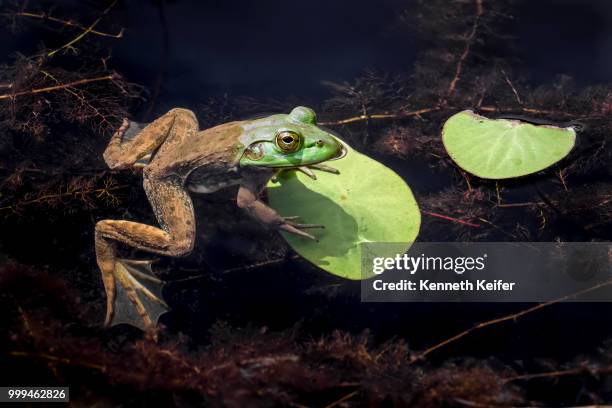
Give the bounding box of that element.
[1,261,527,407]
[1,0,612,406]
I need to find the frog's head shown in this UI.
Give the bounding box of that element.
[238,106,347,168]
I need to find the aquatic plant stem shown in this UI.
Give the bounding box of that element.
[47,0,121,57]
[169,255,302,283]
[477,217,518,239]
[318,107,440,126]
[324,389,360,408]
[505,365,612,383]
[502,69,523,105]
[9,351,107,372]
[321,105,580,127]
[39,69,115,130]
[9,11,124,38]
[441,0,484,104]
[409,278,612,363]
[0,74,118,101]
[496,202,543,208]
[422,211,481,228]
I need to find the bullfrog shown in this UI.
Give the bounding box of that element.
[95,106,346,331]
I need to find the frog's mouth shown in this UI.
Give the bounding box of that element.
[295,137,347,167]
[328,139,349,161]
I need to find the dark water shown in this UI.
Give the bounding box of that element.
[109,0,612,102]
[96,0,612,358]
[1,0,612,405]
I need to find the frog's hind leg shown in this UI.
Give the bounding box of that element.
[95,172,196,330]
[103,108,198,170]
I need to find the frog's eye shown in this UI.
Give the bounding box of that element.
[275,131,301,153]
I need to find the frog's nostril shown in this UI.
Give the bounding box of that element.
[316,139,324,147]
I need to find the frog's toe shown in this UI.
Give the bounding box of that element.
[108,258,169,331]
[296,166,317,180]
[270,169,284,183]
[307,163,340,175]
[282,216,324,229]
[279,223,318,241]
[292,223,324,229]
[279,217,325,241]
[287,221,324,229]
[112,118,130,138]
[104,295,114,327]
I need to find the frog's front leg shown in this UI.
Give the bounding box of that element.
[271,163,340,182]
[95,171,195,330]
[237,181,323,240]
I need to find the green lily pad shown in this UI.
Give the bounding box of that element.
[267,145,420,280]
[442,110,576,179]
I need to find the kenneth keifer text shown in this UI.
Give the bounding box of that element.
[373,279,516,291]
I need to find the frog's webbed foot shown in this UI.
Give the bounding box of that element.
[279,216,324,241]
[107,258,169,331]
[270,164,340,183]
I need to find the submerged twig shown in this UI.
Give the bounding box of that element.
[9,11,124,38]
[505,365,612,383]
[423,210,481,228]
[496,202,543,208]
[477,217,518,239]
[410,278,612,363]
[0,74,118,101]
[502,69,523,105]
[47,0,121,57]
[441,0,484,104]
[10,351,107,372]
[170,255,301,283]
[324,389,360,408]
[319,107,439,126]
[39,70,114,129]
[320,104,580,127]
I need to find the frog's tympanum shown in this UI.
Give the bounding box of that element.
[95,106,346,330]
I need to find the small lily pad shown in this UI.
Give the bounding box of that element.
[267,145,420,280]
[442,110,576,179]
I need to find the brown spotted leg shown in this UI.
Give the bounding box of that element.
[95,172,196,330]
[96,108,199,330]
[237,179,323,241]
[103,108,198,170]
